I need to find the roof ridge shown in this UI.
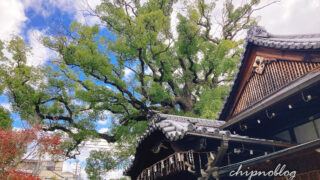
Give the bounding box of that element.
[159,113,222,122]
[269,33,320,39]
[248,26,320,39]
[148,111,225,127]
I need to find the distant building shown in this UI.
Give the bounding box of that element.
[17,159,76,180]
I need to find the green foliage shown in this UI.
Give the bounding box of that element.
[176,14,199,58]
[149,82,172,103]
[195,86,230,119]
[0,0,263,175]
[86,120,148,179]
[0,107,12,130]
[86,150,117,180]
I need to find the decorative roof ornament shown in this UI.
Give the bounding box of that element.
[253,56,265,74]
[252,56,276,74]
[147,110,161,126]
[247,26,269,38]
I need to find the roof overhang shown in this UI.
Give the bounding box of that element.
[186,132,293,148]
[217,139,320,176]
[220,69,320,130]
[124,112,293,177]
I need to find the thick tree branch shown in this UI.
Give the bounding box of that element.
[35,102,73,123]
[187,57,198,83]
[138,48,148,98]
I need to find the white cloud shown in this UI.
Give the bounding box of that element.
[105,170,124,180]
[0,103,11,111]
[97,120,108,125]
[0,1,57,67]
[12,127,22,131]
[169,0,320,41]
[170,0,184,40]
[22,0,76,18]
[46,0,102,26]
[98,128,109,134]
[124,67,134,78]
[22,0,102,26]
[97,110,112,125]
[0,0,103,42]
[73,0,102,26]
[27,29,57,66]
[22,0,52,17]
[123,67,135,82]
[145,66,153,76]
[255,0,320,34]
[0,0,27,40]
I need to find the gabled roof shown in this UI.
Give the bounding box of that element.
[219,69,320,130]
[218,26,320,121]
[124,111,292,176]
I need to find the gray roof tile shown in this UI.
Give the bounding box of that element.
[124,111,286,175]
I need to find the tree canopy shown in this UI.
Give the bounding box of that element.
[0,107,12,130]
[0,0,264,177]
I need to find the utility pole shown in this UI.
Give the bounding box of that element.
[74,160,79,180]
[78,165,83,180]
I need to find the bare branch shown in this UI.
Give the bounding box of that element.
[252,1,280,12]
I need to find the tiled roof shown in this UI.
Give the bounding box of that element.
[124,111,290,176]
[124,112,226,175]
[247,26,320,49]
[141,111,226,142]
[218,26,320,120]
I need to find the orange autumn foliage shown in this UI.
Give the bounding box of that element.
[6,170,41,180]
[0,126,62,179]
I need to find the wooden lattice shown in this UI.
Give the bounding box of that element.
[232,60,320,116]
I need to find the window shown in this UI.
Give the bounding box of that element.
[274,130,291,142]
[46,162,55,171]
[294,121,318,143]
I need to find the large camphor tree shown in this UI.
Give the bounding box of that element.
[0,0,268,177]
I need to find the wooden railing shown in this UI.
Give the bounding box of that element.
[137,151,214,180]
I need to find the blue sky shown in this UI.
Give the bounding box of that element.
[0,0,123,179]
[1,0,320,179]
[0,0,115,131]
[1,0,320,132]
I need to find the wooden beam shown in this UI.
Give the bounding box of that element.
[186,132,294,148]
[217,139,320,175]
[225,47,258,121]
[256,47,320,62]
